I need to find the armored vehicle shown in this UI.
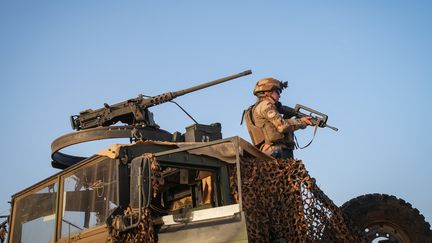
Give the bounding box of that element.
[3,71,431,243]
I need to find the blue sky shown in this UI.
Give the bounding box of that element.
[1,1,431,226]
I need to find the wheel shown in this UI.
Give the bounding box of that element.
[341,193,432,243]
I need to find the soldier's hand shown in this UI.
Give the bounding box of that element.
[301,116,313,126]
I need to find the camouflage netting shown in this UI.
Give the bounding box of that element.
[109,153,367,242]
[0,222,6,243]
[230,157,367,243]
[108,207,157,243]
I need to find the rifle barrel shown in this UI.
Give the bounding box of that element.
[324,124,339,131]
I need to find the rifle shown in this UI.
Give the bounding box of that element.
[277,103,338,131]
[70,70,252,130]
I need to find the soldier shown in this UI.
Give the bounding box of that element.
[243,78,313,159]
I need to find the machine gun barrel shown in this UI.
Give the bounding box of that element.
[140,70,252,108]
[71,70,252,130]
[174,70,252,97]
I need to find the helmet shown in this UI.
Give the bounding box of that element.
[253,78,288,96]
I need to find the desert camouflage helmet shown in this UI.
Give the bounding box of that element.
[253,77,288,96]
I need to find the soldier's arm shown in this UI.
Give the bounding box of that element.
[284,117,308,132]
[259,102,308,133]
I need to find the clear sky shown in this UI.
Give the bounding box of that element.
[1,0,431,227]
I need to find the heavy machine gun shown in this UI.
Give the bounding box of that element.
[52,70,252,169]
[70,70,252,130]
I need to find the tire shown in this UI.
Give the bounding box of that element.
[341,193,432,243]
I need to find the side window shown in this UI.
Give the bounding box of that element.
[130,165,219,216]
[60,158,118,238]
[10,182,57,243]
[159,169,217,213]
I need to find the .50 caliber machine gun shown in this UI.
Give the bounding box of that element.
[70,70,252,131]
[52,70,252,169]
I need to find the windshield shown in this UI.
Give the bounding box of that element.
[60,157,118,238]
[10,181,57,243]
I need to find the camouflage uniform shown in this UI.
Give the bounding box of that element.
[244,78,308,159]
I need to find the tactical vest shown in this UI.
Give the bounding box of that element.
[243,101,285,147]
[243,104,265,146]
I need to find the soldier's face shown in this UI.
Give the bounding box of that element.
[270,90,280,101]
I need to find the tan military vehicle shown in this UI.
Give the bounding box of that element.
[4,71,431,243]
